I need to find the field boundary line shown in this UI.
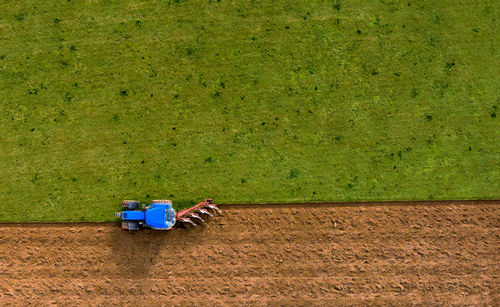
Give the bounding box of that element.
[0,199,498,225]
[219,199,500,208]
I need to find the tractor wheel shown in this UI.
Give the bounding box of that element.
[122,200,139,210]
[151,200,172,204]
[122,221,140,231]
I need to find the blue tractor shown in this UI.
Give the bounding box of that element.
[115,198,221,230]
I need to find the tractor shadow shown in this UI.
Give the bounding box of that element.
[107,223,209,278]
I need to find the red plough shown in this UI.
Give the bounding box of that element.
[176,198,223,227]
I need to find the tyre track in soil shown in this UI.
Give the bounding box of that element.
[0,201,498,306]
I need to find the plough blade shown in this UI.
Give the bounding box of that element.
[180,218,197,227]
[196,208,213,217]
[189,213,205,223]
[206,204,223,215]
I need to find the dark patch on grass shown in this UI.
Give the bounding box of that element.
[14,13,25,21]
[69,45,76,51]
[30,128,35,132]
[288,168,299,179]
[113,114,119,121]
[240,178,246,183]
[445,60,456,73]
[426,115,433,121]
[64,92,73,102]
[492,113,496,118]
[120,90,128,96]
[54,18,61,23]
[205,157,213,163]
[428,36,438,47]
[434,15,441,24]
[356,29,361,34]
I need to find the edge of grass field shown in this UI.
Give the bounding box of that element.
[1,198,497,224]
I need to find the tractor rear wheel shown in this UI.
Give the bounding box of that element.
[121,221,140,230]
[122,200,139,210]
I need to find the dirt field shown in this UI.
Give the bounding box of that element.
[1,201,498,306]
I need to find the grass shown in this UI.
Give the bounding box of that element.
[0,0,498,222]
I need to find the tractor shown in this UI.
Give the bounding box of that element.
[114,198,222,230]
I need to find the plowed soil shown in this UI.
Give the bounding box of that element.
[1,201,499,306]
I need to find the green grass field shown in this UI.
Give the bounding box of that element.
[0,0,498,222]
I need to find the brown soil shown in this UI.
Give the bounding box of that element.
[1,201,498,306]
